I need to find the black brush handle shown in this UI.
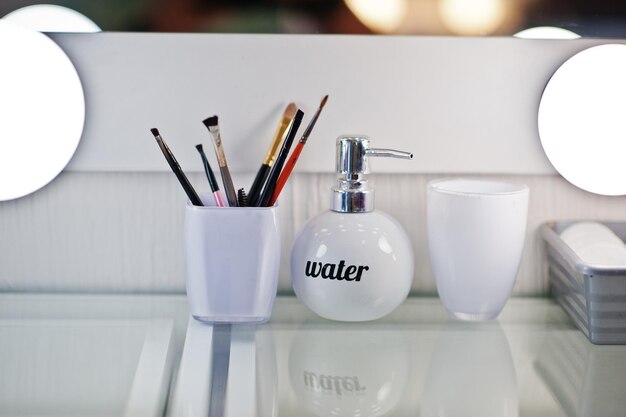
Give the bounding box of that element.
[172,165,203,206]
[196,145,220,193]
[207,163,220,192]
[258,110,304,207]
[157,140,203,206]
[248,164,270,207]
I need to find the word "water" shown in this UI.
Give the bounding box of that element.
[303,371,365,395]
[305,260,369,281]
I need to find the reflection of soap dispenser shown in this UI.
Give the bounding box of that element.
[291,135,414,321]
[288,325,410,417]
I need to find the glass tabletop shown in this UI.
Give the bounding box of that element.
[2,294,625,417]
[0,293,189,417]
[171,297,626,417]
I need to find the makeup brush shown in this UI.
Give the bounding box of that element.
[258,109,304,207]
[270,95,328,206]
[150,128,203,206]
[203,115,238,207]
[237,188,249,207]
[248,103,297,207]
[195,144,226,207]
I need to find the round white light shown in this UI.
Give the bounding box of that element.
[0,21,85,201]
[538,44,626,196]
[514,26,580,39]
[344,0,408,33]
[438,0,506,35]
[3,4,100,33]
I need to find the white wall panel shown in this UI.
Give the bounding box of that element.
[50,33,623,175]
[2,172,625,295]
[3,34,626,295]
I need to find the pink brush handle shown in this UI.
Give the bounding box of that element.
[214,191,226,207]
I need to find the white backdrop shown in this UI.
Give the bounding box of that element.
[1,33,625,294]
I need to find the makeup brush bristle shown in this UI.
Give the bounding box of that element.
[195,144,203,152]
[285,103,297,119]
[150,128,160,137]
[320,95,329,109]
[202,115,219,128]
[237,188,248,207]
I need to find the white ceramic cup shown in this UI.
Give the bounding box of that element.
[427,179,529,321]
[184,194,281,323]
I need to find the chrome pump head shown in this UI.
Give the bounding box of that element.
[332,136,413,213]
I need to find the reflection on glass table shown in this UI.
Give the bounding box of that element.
[3,294,626,416]
[288,323,410,416]
[421,322,518,417]
[0,293,189,417]
[171,297,626,417]
[536,331,626,417]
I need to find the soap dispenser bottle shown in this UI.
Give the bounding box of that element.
[291,135,414,321]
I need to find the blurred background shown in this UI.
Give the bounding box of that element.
[1,0,625,37]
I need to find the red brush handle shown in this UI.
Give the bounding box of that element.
[270,142,304,205]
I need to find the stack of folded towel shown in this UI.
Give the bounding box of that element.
[560,222,626,266]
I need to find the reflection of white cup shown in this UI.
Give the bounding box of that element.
[421,322,518,417]
[427,179,529,320]
[184,194,281,323]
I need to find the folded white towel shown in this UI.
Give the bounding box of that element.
[560,222,626,266]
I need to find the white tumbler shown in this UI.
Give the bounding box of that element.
[427,178,529,321]
[184,194,280,323]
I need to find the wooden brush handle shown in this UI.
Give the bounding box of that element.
[219,165,238,207]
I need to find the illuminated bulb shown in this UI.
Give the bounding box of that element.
[0,21,85,201]
[3,4,100,33]
[345,0,408,33]
[538,44,626,196]
[514,26,580,39]
[438,0,506,35]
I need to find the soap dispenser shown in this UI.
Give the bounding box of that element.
[291,135,414,321]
